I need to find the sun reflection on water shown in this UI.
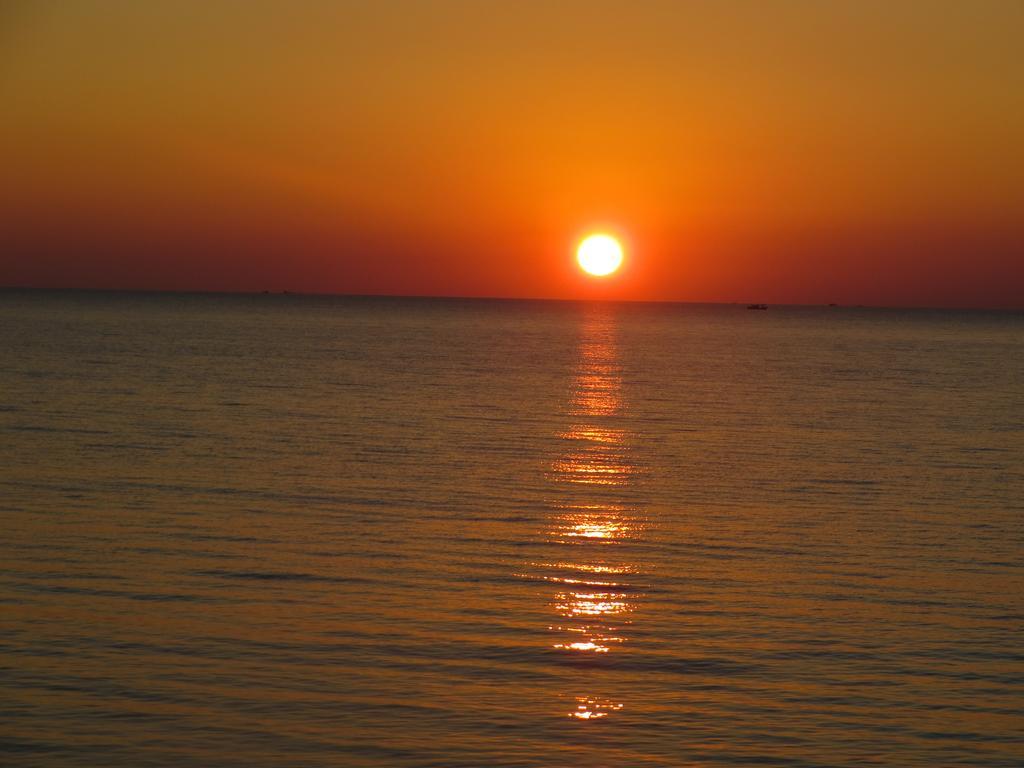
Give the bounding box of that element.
[527,308,646,720]
[550,503,636,540]
[570,696,624,719]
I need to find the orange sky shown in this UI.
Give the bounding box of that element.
[1,1,1022,307]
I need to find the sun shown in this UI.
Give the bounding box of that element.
[576,234,624,277]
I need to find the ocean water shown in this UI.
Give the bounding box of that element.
[1,291,1022,767]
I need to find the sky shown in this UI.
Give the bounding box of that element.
[1,1,1022,307]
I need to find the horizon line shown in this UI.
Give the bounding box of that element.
[1,285,1021,314]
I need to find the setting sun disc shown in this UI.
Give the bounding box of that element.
[576,234,624,277]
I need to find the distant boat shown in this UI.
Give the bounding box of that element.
[746,303,768,310]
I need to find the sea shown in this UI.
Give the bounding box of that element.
[1,290,1022,767]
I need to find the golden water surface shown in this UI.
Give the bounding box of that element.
[1,292,1022,767]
